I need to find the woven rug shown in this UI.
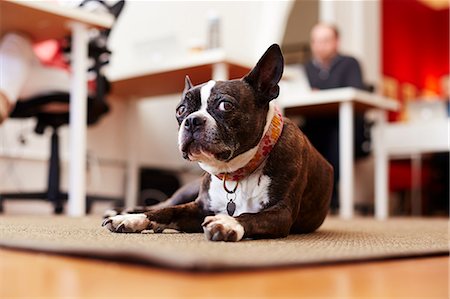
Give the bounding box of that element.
[0,216,448,271]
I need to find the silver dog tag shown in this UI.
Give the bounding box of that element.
[227,201,236,216]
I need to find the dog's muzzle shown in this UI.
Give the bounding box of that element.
[178,113,234,162]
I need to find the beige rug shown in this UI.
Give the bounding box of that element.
[0,216,448,271]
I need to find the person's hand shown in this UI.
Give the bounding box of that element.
[0,92,11,124]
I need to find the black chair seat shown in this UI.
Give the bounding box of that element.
[11,92,109,129]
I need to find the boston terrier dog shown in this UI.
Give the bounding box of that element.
[102,44,333,242]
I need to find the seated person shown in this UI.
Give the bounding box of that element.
[0,0,117,124]
[0,32,71,125]
[302,23,370,212]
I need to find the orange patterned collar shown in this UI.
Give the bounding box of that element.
[216,106,284,182]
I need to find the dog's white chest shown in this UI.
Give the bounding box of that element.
[207,170,271,216]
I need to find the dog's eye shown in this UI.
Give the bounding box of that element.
[176,105,186,117]
[218,101,234,112]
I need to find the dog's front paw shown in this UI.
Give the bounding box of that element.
[202,214,245,242]
[102,214,150,233]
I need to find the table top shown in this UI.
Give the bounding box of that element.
[379,118,450,155]
[0,248,447,298]
[110,49,252,98]
[280,87,400,114]
[0,0,114,42]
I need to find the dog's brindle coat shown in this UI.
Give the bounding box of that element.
[103,44,333,241]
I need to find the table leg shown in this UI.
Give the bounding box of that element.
[339,101,354,219]
[125,100,139,209]
[212,62,229,81]
[67,22,88,216]
[411,153,422,215]
[374,110,388,219]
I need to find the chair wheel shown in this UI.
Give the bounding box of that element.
[86,203,92,214]
[54,205,64,214]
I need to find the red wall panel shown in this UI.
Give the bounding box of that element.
[382,0,449,96]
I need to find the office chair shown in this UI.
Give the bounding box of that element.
[0,0,126,214]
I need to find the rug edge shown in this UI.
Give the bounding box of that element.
[0,239,448,272]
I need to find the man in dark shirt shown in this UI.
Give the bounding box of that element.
[306,56,364,90]
[302,23,370,212]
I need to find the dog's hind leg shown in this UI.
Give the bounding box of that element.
[148,177,201,210]
[103,177,202,218]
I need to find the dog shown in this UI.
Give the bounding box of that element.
[102,44,333,242]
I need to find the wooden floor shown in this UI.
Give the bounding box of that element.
[0,248,448,298]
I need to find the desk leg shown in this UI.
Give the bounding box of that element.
[374,110,388,219]
[411,153,422,215]
[125,100,139,209]
[339,101,354,219]
[212,63,229,81]
[67,22,88,216]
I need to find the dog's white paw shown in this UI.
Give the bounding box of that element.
[102,214,150,233]
[103,209,119,218]
[202,214,245,242]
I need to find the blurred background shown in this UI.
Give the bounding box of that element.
[0,0,448,217]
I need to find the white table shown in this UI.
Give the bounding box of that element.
[279,87,399,219]
[372,118,450,219]
[110,49,252,207]
[1,0,113,216]
[110,49,252,98]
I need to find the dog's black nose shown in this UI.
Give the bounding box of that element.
[184,115,206,132]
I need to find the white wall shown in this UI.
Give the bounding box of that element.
[131,94,188,169]
[108,0,293,77]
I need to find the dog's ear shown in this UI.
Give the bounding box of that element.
[244,44,284,105]
[184,75,193,93]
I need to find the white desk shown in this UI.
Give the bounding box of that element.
[279,87,399,219]
[1,0,113,216]
[110,49,252,98]
[110,50,251,207]
[373,119,450,219]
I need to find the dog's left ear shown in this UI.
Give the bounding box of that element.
[183,75,193,93]
[244,44,284,105]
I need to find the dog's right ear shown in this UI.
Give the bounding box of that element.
[184,75,193,93]
[244,44,284,105]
